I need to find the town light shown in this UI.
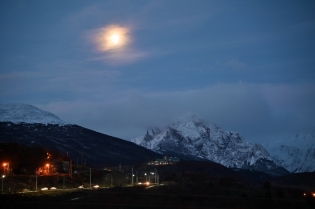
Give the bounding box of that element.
[2,163,9,175]
[46,164,50,175]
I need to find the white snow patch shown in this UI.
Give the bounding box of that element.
[0,103,67,125]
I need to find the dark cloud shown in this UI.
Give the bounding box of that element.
[37,82,315,143]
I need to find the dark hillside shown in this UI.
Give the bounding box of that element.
[271,172,315,191]
[0,122,161,166]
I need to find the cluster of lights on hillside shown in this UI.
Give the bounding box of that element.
[304,192,315,197]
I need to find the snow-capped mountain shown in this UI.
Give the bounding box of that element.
[264,132,315,173]
[0,104,66,125]
[131,114,288,176]
[0,104,161,165]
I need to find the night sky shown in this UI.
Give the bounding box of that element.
[1,0,315,143]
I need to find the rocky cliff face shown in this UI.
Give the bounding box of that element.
[132,115,288,176]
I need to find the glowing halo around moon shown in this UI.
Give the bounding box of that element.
[93,25,130,52]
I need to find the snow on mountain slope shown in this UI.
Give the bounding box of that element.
[0,103,161,165]
[132,114,287,175]
[264,132,315,173]
[0,104,66,125]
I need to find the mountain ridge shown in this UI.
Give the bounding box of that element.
[0,104,161,166]
[0,122,161,166]
[0,104,66,125]
[1,104,313,173]
[264,131,315,173]
[131,115,289,176]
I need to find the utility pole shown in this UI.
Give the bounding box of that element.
[35,168,37,192]
[90,168,91,189]
[1,175,4,192]
[155,168,157,184]
[69,160,72,178]
[131,167,134,186]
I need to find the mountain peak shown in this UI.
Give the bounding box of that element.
[0,103,66,125]
[264,131,315,173]
[132,115,288,175]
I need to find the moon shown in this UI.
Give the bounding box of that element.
[94,25,130,52]
[111,34,120,44]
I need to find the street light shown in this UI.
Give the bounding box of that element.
[46,164,50,175]
[90,167,91,189]
[3,163,9,175]
[1,175,5,193]
[3,163,6,174]
[106,174,113,187]
[155,168,158,184]
[35,169,37,191]
[131,168,134,186]
[78,167,92,189]
[150,172,155,184]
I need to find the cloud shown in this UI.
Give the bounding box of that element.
[87,24,149,65]
[0,58,122,103]
[88,49,149,65]
[36,82,315,144]
[261,83,315,127]
[92,25,131,52]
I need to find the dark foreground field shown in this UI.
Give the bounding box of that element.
[1,161,314,208]
[1,181,314,209]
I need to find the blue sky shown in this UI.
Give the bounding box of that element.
[1,0,315,143]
